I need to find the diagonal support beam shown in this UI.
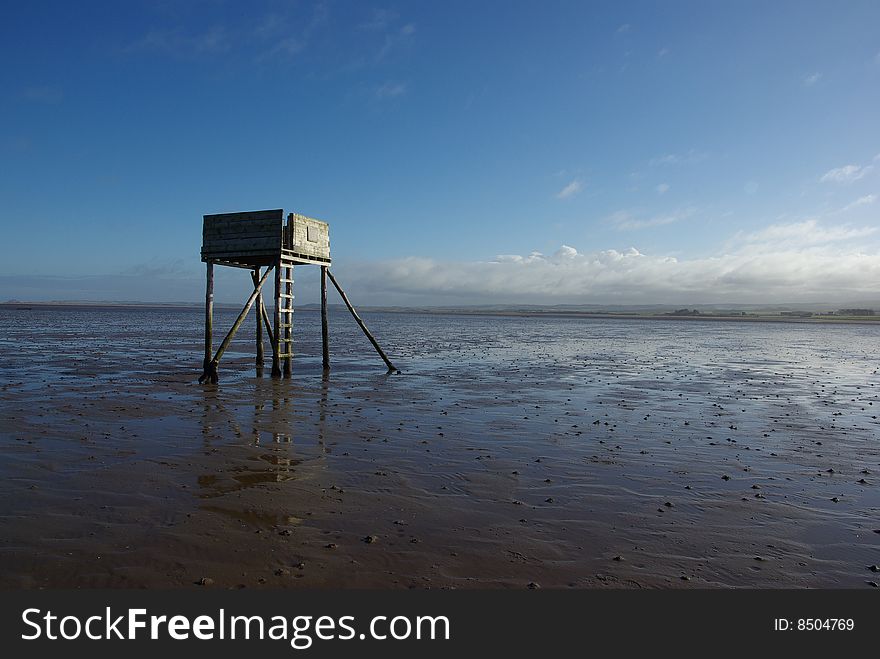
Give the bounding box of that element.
[251,269,276,349]
[199,265,274,384]
[326,269,398,373]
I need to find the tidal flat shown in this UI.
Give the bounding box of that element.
[0,307,878,588]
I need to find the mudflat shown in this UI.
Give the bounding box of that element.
[0,307,877,588]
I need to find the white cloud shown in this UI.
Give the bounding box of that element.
[556,179,582,199]
[374,81,407,98]
[555,245,579,259]
[271,36,306,56]
[262,3,327,60]
[341,219,880,305]
[738,218,876,246]
[371,15,416,63]
[608,208,694,231]
[616,24,631,34]
[358,9,398,31]
[657,47,669,57]
[126,26,230,55]
[9,220,877,306]
[655,183,670,194]
[649,150,707,166]
[803,72,822,86]
[838,194,876,213]
[820,164,872,183]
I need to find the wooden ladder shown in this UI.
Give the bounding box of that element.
[274,263,294,377]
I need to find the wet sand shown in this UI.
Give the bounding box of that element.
[0,307,878,588]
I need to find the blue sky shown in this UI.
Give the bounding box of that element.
[1,0,879,305]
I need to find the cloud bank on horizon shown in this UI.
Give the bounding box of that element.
[2,214,877,306]
[345,218,879,306]
[4,212,877,306]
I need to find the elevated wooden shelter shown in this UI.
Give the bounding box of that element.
[199,209,396,383]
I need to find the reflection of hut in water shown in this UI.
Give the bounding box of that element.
[195,383,321,499]
[198,209,397,383]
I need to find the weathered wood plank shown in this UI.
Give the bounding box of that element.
[204,262,214,372]
[286,213,331,261]
[283,264,293,378]
[272,262,282,378]
[201,248,281,259]
[202,236,281,252]
[290,223,330,245]
[281,249,331,265]
[204,258,272,268]
[203,209,283,222]
[202,230,279,243]
[321,266,329,370]
[202,246,281,254]
[203,221,282,238]
[254,267,264,373]
[259,299,275,348]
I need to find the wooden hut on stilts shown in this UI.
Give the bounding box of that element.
[198,209,396,384]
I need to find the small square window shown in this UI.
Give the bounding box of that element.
[306,225,319,243]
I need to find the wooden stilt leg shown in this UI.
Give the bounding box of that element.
[250,269,276,350]
[326,270,398,373]
[199,265,273,384]
[254,266,264,375]
[271,261,282,378]
[258,299,275,350]
[203,262,214,374]
[321,265,329,371]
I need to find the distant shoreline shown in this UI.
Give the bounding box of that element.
[378,309,880,325]
[2,302,877,325]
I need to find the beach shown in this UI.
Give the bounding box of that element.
[0,306,878,589]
